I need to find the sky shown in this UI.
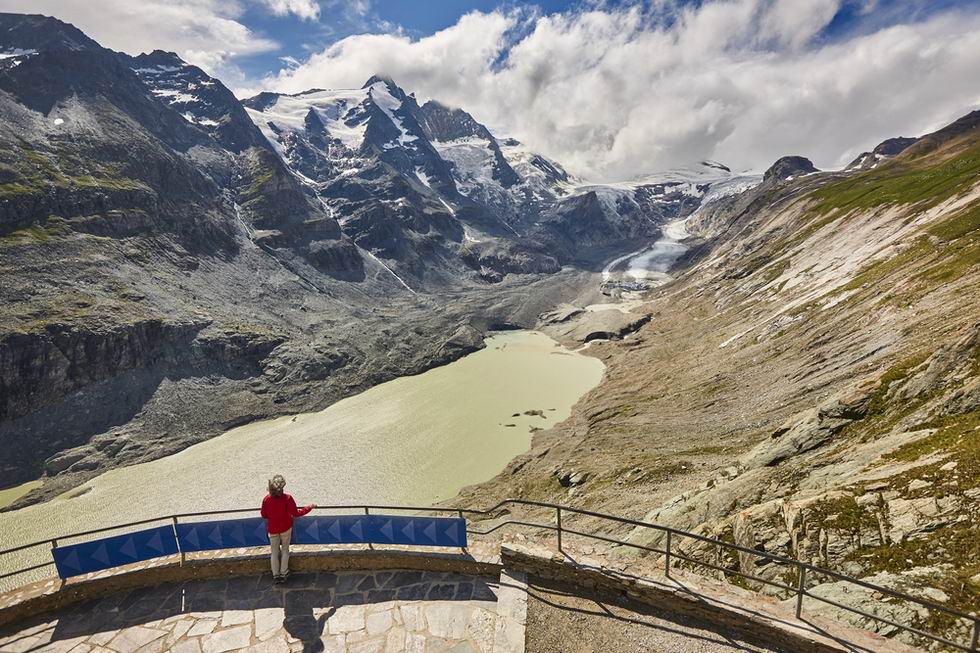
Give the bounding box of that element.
[2,0,979,180]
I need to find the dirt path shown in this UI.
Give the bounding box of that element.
[524,577,785,653]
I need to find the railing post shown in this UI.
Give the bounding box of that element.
[49,539,62,586]
[664,531,672,578]
[171,517,184,565]
[795,564,807,618]
[556,507,563,553]
[363,507,373,550]
[970,617,979,652]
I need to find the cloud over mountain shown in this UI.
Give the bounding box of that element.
[2,0,978,179]
[262,1,980,179]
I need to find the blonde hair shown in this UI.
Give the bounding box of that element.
[268,474,286,497]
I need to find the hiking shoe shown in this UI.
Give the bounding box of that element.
[273,575,284,585]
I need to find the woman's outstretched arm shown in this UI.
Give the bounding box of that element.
[289,496,315,517]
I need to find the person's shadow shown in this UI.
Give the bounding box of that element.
[283,590,334,653]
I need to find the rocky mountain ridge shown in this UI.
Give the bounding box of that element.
[458,109,980,649]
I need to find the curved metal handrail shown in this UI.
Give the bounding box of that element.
[1,498,977,651]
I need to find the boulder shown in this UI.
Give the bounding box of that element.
[740,391,870,469]
[885,496,957,542]
[440,324,484,356]
[898,321,980,401]
[556,469,589,487]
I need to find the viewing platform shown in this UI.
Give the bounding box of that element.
[1,502,973,653]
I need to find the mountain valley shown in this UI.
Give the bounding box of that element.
[0,13,741,505]
[1,10,979,650]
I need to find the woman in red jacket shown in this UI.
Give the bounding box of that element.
[260,474,315,584]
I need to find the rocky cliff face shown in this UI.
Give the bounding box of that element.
[460,110,980,649]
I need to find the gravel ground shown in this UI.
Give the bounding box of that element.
[524,577,785,653]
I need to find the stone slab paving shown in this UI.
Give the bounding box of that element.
[490,572,526,653]
[0,570,502,653]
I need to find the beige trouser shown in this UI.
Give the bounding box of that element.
[270,528,292,576]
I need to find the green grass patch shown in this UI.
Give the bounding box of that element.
[809,142,980,215]
[0,182,37,198]
[0,216,70,244]
[0,141,150,199]
[805,495,879,534]
[915,237,980,284]
[700,378,734,400]
[834,353,931,445]
[69,175,149,192]
[761,257,792,283]
[772,142,980,256]
[716,528,755,590]
[244,167,277,198]
[908,202,980,285]
[0,215,71,245]
[9,291,165,334]
[927,201,980,241]
[886,409,980,469]
[2,225,50,242]
[837,237,935,294]
[674,444,737,457]
[848,410,980,632]
[827,203,980,305]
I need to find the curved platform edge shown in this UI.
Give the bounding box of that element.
[0,544,501,629]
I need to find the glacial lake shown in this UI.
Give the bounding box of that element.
[0,330,603,587]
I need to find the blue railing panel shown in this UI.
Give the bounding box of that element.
[174,515,467,552]
[176,517,269,552]
[52,525,179,579]
[368,515,466,548]
[291,515,369,545]
[291,515,466,548]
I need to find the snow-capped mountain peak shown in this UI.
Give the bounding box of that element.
[238,74,765,280]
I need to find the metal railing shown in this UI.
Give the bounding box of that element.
[1,499,977,651]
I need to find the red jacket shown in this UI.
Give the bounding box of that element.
[261,493,313,535]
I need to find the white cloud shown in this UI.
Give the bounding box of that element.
[0,0,286,81]
[261,0,319,21]
[260,1,980,180]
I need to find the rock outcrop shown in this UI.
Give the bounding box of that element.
[762,156,818,184]
[740,391,871,469]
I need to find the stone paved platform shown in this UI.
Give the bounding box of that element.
[0,570,501,653]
